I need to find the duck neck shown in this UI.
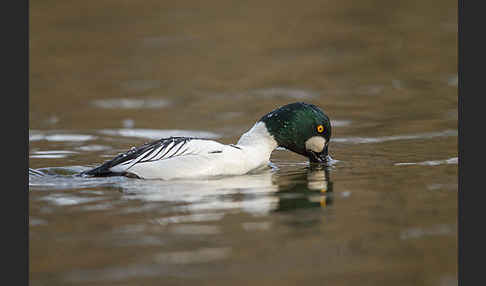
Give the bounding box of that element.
[236,121,278,159]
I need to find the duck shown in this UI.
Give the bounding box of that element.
[81,102,332,180]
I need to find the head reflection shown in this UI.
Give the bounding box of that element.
[273,165,333,212]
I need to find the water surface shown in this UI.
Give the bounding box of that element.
[30,0,457,285]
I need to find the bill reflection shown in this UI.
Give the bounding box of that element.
[274,165,333,212]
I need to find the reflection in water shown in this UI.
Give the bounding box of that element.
[274,165,333,212]
[114,164,334,215]
[29,163,334,215]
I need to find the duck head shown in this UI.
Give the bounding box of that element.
[259,102,332,163]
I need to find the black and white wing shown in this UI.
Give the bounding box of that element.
[81,137,210,177]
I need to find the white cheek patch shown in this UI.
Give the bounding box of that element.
[305,136,326,153]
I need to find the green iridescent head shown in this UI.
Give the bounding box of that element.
[259,102,332,163]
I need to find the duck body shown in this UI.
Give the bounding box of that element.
[83,122,277,180]
[82,102,331,180]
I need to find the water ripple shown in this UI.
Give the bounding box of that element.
[395,157,458,167]
[400,224,455,240]
[99,129,221,140]
[151,213,225,226]
[41,194,103,206]
[251,88,319,99]
[333,130,457,144]
[92,98,170,109]
[30,150,78,159]
[29,131,96,142]
[154,247,231,264]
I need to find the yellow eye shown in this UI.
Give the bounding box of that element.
[317,125,324,133]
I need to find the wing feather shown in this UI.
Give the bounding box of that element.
[81,137,207,177]
[163,141,187,159]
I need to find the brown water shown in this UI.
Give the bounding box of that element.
[29,0,457,285]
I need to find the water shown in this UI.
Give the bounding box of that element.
[29,0,457,285]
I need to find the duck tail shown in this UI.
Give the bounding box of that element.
[80,165,116,177]
[80,165,139,178]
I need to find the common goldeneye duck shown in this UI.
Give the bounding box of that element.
[82,102,332,180]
